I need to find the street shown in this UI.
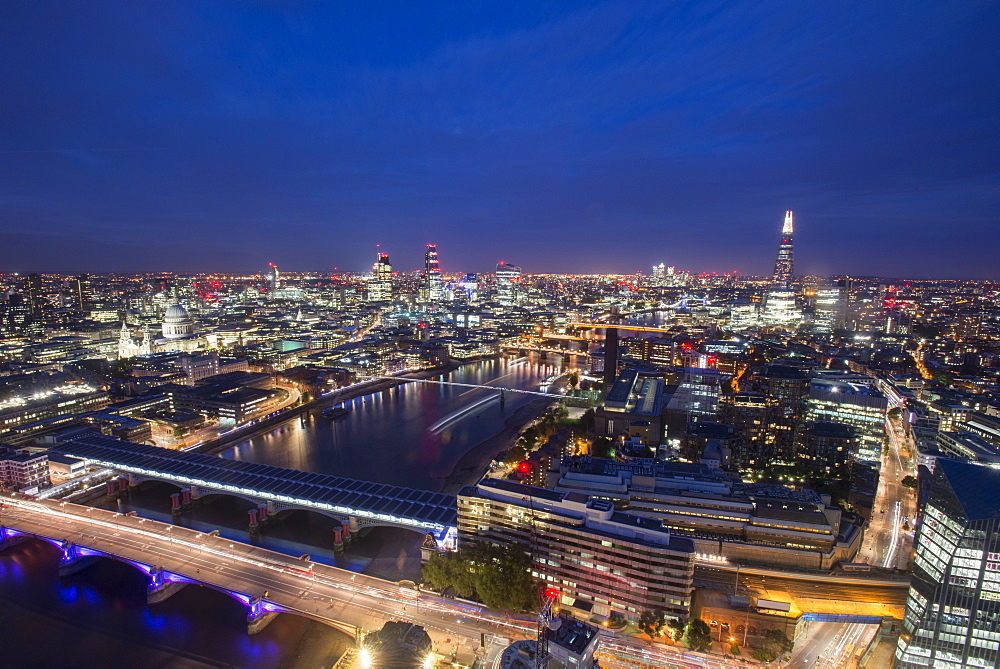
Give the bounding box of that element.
[855,412,918,570]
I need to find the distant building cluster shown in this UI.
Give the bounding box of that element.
[0,217,997,665]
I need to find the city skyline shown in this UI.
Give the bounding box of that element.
[2,2,999,277]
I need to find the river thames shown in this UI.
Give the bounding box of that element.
[0,354,569,667]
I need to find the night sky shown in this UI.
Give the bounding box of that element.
[2,1,998,277]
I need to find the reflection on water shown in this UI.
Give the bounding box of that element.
[0,356,568,666]
[221,356,564,490]
[0,539,350,668]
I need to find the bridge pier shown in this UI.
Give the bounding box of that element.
[181,488,192,511]
[248,508,259,536]
[146,567,188,605]
[333,525,344,553]
[58,543,100,577]
[170,492,182,517]
[246,595,278,635]
[189,485,204,506]
[0,526,31,552]
[257,503,269,526]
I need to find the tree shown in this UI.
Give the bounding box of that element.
[468,544,538,612]
[931,371,952,386]
[591,436,615,459]
[729,641,741,656]
[887,406,902,421]
[683,618,713,652]
[568,372,580,389]
[665,618,686,643]
[761,629,794,660]
[638,609,665,637]
[421,550,476,598]
[901,475,918,489]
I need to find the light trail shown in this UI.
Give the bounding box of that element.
[427,395,500,434]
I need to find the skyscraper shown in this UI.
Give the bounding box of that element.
[896,459,1000,668]
[763,211,801,323]
[267,263,280,292]
[495,261,521,306]
[368,252,392,303]
[25,273,44,317]
[72,274,91,313]
[422,244,443,302]
[772,210,794,290]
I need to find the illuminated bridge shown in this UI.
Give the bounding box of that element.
[53,434,458,544]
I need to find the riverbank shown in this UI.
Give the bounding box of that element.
[195,356,490,457]
[438,396,556,495]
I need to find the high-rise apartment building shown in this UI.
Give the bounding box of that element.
[458,478,696,621]
[897,459,1000,668]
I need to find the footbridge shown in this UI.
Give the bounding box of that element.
[52,433,457,546]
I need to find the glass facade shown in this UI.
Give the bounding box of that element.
[897,460,1000,668]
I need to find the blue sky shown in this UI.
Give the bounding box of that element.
[1,1,998,277]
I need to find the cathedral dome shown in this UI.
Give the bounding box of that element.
[162,303,194,339]
[164,304,190,322]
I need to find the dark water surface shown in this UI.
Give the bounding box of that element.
[0,356,564,666]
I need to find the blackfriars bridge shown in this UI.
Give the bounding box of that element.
[52,433,458,546]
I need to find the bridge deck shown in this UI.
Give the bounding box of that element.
[54,434,457,531]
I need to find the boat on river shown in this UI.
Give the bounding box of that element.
[321,406,349,419]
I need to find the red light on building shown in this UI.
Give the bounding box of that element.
[518,461,531,474]
[544,588,559,600]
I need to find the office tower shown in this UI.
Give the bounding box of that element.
[458,478,696,621]
[368,252,392,303]
[25,273,44,317]
[652,263,665,285]
[763,211,801,323]
[804,378,887,463]
[72,274,91,312]
[495,261,521,306]
[457,273,478,302]
[422,244,443,302]
[896,459,1000,668]
[814,278,850,333]
[267,263,280,292]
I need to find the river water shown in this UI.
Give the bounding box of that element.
[0,355,566,667]
[219,355,563,489]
